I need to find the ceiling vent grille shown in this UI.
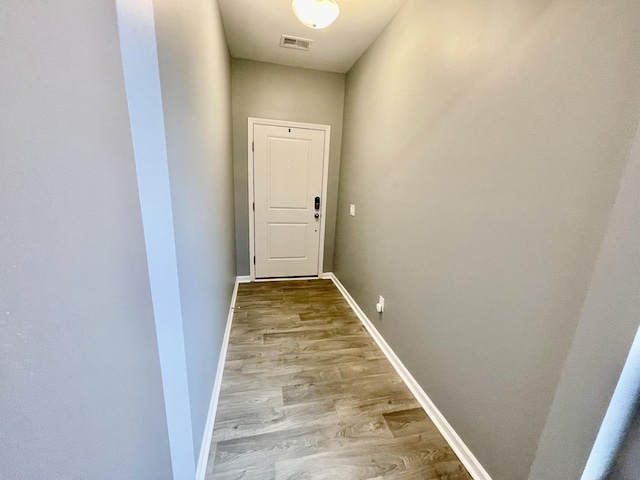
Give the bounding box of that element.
[280,35,312,51]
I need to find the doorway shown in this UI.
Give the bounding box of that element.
[248,118,330,280]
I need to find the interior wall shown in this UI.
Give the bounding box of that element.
[333,1,640,479]
[231,59,345,276]
[153,0,237,463]
[529,124,640,479]
[0,0,172,478]
[609,404,640,480]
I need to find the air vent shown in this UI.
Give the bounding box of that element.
[280,35,312,51]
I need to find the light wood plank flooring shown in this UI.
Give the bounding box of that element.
[205,279,472,480]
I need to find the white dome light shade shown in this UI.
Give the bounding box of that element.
[292,0,340,29]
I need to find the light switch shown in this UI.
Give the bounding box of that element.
[349,204,356,216]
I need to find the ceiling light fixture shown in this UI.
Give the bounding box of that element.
[292,0,340,29]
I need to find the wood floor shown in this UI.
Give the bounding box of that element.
[205,279,472,480]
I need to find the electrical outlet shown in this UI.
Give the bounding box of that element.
[376,295,385,313]
[349,204,356,216]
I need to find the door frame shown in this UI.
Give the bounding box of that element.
[248,117,331,281]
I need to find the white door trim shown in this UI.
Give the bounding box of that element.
[248,117,330,281]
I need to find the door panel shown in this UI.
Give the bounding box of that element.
[254,124,325,278]
[268,138,310,209]
[268,224,307,258]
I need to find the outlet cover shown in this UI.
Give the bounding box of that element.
[376,295,385,313]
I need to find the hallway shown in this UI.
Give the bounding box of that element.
[206,280,471,479]
[4,1,640,478]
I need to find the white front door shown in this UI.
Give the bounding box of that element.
[253,124,326,278]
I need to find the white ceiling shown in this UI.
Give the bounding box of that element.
[217,0,407,73]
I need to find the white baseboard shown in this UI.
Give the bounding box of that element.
[254,277,317,282]
[239,273,334,283]
[320,271,333,280]
[327,273,493,480]
[195,277,241,480]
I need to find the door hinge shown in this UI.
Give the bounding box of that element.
[252,141,254,152]
[253,256,256,265]
[252,202,255,211]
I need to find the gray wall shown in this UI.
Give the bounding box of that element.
[333,1,640,479]
[0,0,172,478]
[154,0,237,463]
[610,405,640,480]
[529,124,640,479]
[231,59,345,275]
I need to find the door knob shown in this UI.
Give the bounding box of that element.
[314,213,320,219]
